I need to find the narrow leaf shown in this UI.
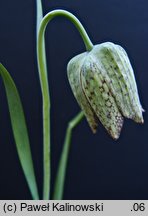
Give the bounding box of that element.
[0,63,39,199]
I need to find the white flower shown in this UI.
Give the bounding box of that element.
[67,42,144,139]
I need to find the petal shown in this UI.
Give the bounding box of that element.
[67,53,98,133]
[92,42,144,123]
[115,44,144,123]
[81,54,124,139]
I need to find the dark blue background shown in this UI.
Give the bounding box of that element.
[0,0,147,199]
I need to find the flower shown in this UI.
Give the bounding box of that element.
[67,42,144,139]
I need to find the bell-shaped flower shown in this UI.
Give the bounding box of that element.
[67,42,144,139]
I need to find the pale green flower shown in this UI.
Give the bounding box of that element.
[67,42,144,139]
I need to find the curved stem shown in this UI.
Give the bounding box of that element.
[53,111,84,200]
[37,9,93,200]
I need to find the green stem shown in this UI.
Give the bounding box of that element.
[53,111,84,200]
[37,9,93,200]
[36,0,48,200]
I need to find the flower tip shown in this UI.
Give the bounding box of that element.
[134,116,144,124]
[111,133,120,140]
[140,118,144,124]
[92,128,97,134]
[108,127,122,140]
[89,122,98,134]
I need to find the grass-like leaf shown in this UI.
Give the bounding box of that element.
[0,63,39,199]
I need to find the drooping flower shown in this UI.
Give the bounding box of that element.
[67,42,144,139]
